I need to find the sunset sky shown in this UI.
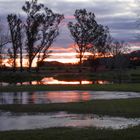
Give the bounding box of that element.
[0,0,140,64]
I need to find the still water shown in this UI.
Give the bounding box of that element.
[0,77,111,86]
[0,111,140,131]
[0,91,140,104]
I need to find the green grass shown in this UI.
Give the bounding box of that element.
[0,99,140,118]
[0,126,140,140]
[1,83,140,92]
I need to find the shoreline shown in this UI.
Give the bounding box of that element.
[1,84,140,92]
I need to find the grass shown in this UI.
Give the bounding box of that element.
[0,72,43,83]
[0,98,140,118]
[54,68,140,82]
[1,67,140,85]
[1,83,140,92]
[1,67,140,83]
[0,126,140,140]
[1,69,140,140]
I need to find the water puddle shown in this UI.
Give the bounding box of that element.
[0,111,139,131]
[0,91,140,104]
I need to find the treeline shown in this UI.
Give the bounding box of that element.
[0,0,129,72]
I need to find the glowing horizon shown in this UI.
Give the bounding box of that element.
[2,52,91,67]
[0,41,137,67]
[1,50,116,67]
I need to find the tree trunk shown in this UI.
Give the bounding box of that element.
[36,65,40,73]
[20,46,23,72]
[28,62,32,72]
[0,55,2,69]
[79,54,82,73]
[13,54,16,72]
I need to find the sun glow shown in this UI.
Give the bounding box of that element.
[1,47,112,67]
[1,52,93,67]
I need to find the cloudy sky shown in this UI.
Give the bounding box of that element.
[0,0,140,63]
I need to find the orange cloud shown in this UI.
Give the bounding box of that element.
[50,45,75,53]
[2,44,93,67]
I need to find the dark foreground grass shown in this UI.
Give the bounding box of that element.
[1,83,140,92]
[0,72,43,83]
[0,126,140,140]
[0,98,140,118]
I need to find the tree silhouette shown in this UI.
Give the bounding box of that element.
[110,40,129,83]
[7,14,22,71]
[68,9,108,71]
[0,23,10,68]
[36,7,64,71]
[22,0,64,72]
[110,40,129,57]
[91,26,112,58]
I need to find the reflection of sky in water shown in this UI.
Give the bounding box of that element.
[0,91,140,105]
[0,77,111,86]
[41,77,92,85]
[0,111,140,131]
[19,77,110,85]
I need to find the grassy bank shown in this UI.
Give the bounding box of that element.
[0,99,140,118]
[0,126,140,140]
[1,83,140,92]
[0,72,43,83]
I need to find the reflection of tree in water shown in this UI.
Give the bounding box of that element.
[13,92,22,104]
[29,81,32,85]
[79,80,82,85]
[27,92,51,104]
[38,95,51,104]
[0,93,6,104]
[19,92,23,104]
[28,92,35,104]
[37,92,51,104]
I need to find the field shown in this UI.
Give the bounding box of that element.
[0,98,140,118]
[0,126,140,140]
[1,68,140,140]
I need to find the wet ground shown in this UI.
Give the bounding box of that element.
[0,91,140,104]
[0,111,140,131]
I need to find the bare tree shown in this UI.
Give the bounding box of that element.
[22,0,64,72]
[110,40,130,83]
[110,40,129,57]
[36,8,64,71]
[7,14,22,71]
[0,22,10,68]
[19,32,23,71]
[93,26,112,57]
[68,9,107,72]
[17,17,23,72]
[111,41,129,69]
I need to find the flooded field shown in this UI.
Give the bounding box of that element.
[0,77,111,86]
[0,91,140,104]
[0,111,140,131]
